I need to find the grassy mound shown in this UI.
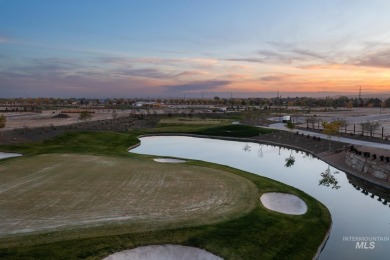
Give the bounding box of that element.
[194,124,275,137]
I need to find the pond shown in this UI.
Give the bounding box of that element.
[0,152,22,160]
[131,136,390,260]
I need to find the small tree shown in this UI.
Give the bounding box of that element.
[78,111,92,122]
[286,121,295,133]
[333,117,348,133]
[322,120,342,151]
[0,114,6,137]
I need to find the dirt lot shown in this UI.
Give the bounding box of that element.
[2,110,127,131]
[292,107,390,138]
[0,154,257,237]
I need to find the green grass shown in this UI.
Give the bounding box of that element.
[0,159,330,260]
[0,154,257,244]
[0,131,140,156]
[0,125,329,259]
[159,117,231,125]
[193,124,275,137]
[146,122,276,138]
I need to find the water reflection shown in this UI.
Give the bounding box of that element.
[257,144,263,158]
[319,165,340,190]
[242,144,339,188]
[242,143,251,152]
[243,144,264,158]
[284,151,295,168]
[131,136,390,260]
[347,174,390,207]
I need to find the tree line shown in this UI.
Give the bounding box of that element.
[1,96,390,109]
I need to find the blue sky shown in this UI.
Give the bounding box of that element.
[1,0,390,98]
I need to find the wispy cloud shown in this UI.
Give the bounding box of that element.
[259,73,297,82]
[162,80,231,94]
[224,58,264,63]
[260,75,285,82]
[0,57,84,78]
[113,68,171,79]
[176,70,208,78]
[226,74,252,80]
[224,46,330,66]
[350,48,390,68]
[0,66,164,98]
[99,56,218,69]
[297,64,345,70]
[291,48,326,60]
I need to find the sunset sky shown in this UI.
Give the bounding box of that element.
[1,0,390,98]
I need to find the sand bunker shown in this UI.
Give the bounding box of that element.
[0,152,22,160]
[260,192,307,215]
[153,158,186,163]
[103,244,222,260]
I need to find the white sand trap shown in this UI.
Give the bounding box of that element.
[153,158,186,163]
[0,152,22,160]
[260,192,307,215]
[103,244,222,260]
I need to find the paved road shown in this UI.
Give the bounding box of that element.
[267,123,390,150]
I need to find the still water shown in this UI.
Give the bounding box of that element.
[131,136,390,260]
[0,152,22,160]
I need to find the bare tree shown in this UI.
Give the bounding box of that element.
[360,121,381,137]
[306,115,318,129]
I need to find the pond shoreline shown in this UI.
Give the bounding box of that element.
[136,133,390,190]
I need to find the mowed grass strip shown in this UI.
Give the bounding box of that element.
[0,154,257,238]
[159,117,231,125]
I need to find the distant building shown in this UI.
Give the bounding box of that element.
[133,101,165,108]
